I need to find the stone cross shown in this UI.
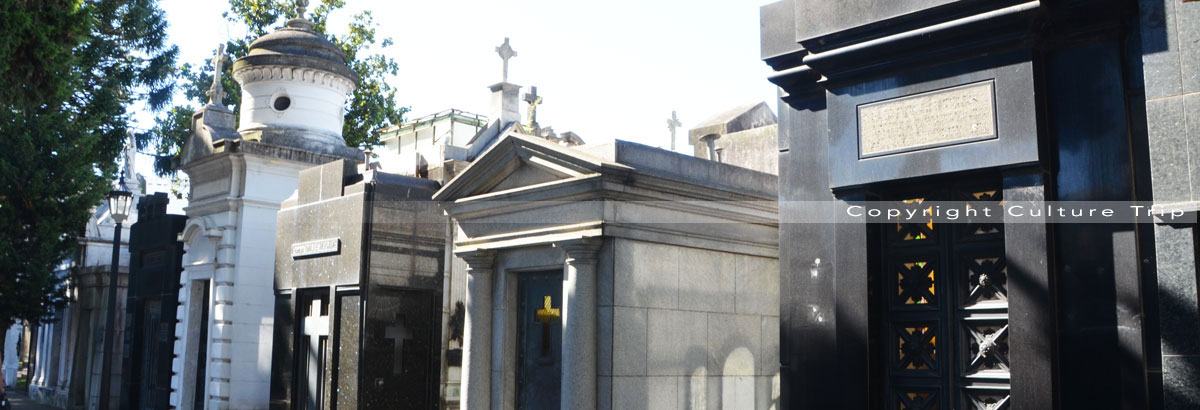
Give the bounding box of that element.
[302,299,329,348]
[496,37,517,83]
[205,43,228,106]
[534,295,559,356]
[524,86,543,129]
[667,111,682,151]
[383,317,413,375]
[301,299,328,406]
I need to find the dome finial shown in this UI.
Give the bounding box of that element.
[287,0,314,30]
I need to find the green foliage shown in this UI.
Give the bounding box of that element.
[0,0,178,326]
[143,0,408,175]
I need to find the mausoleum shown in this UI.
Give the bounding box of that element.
[169,3,362,408]
[272,159,446,410]
[436,134,781,410]
[761,0,1200,408]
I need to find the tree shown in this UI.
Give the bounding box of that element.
[143,0,408,176]
[0,0,178,369]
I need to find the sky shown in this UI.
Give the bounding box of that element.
[134,0,780,203]
[150,0,779,150]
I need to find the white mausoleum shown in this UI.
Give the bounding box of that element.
[168,6,361,409]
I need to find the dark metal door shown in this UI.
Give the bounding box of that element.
[516,271,562,410]
[878,183,1011,410]
[138,300,162,410]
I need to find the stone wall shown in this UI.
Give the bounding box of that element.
[601,238,779,410]
[1140,0,1200,407]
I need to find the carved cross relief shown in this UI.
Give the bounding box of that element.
[383,315,413,375]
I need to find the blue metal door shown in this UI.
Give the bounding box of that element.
[516,271,562,410]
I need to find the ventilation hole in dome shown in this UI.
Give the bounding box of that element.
[273,96,291,111]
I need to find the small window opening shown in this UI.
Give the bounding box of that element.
[273,96,292,111]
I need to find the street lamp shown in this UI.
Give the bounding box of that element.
[98,175,133,410]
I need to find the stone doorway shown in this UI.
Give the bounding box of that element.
[515,270,563,410]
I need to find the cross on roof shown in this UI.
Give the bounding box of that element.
[524,86,543,129]
[205,43,228,106]
[523,86,541,105]
[667,111,683,151]
[496,37,517,83]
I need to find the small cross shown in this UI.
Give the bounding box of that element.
[496,37,517,83]
[524,86,543,129]
[667,111,683,151]
[534,295,559,357]
[384,316,413,375]
[205,43,228,106]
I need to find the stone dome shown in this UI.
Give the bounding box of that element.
[232,19,358,82]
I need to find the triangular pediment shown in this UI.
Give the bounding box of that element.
[434,133,629,201]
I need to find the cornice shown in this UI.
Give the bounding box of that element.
[764,1,1042,103]
[233,64,356,95]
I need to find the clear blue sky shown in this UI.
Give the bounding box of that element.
[148,0,780,153]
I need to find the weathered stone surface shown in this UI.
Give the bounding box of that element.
[611,377,649,409]
[736,255,779,316]
[679,248,735,313]
[1163,355,1200,409]
[1147,97,1190,202]
[708,313,761,377]
[612,306,648,376]
[648,309,708,376]
[614,240,680,310]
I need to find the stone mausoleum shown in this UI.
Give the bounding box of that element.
[271,159,446,410]
[170,5,362,409]
[436,133,781,410]
[762,0,1200,409]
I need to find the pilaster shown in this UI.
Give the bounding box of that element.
[557,238,603,410]
[459,250,496,410]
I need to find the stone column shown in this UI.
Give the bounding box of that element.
[459,250,496,410]
[558,239,602,410]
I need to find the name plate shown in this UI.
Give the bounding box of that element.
[292,238,340,259]
[858,80,997,158]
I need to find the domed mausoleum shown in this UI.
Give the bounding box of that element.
[170,2,362,409]
[231,10,361,159]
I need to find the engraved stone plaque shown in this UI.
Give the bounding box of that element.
[858,81,997,158]
[292,238,340,259]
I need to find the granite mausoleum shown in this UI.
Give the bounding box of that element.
[120,193,187,410]
[761,0,1200,409]
[436,133,781,410]
[271,159,447,410]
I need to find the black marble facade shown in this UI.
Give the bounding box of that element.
[761,0,1199,408]
[271,160,446,410]
[119,193,187,410]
